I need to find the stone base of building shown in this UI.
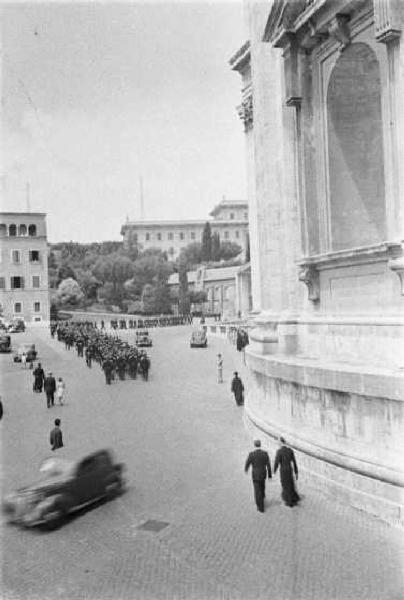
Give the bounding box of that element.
[245,351,404,528]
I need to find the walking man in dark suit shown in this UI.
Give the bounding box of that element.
[44,372,56,408]
[245,439,272,512]
[50,418,63,450]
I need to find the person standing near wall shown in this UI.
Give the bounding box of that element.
[217,354,223,383]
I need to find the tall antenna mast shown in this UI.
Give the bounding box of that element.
[139,175,144,220]
[26,182,31,212]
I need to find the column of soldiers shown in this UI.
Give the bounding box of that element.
[51,321,151,385]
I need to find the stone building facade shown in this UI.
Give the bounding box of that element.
[0,212,50,325]
[231,0,404,524]
[121,200,249,259]
[168,264,252,318]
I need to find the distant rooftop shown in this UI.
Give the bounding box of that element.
[209,200,248,217]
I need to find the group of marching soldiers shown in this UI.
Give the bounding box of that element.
[51,321,151,385]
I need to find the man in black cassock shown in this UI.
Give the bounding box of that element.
[231,372,244,406]
[274,437,300,507]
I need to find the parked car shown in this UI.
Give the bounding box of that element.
[13,343,37,363]
[0,334,12,353]
[2,449,125,529]
[7,319,25,333]
[135,330,152,347]
[190,329,207,348]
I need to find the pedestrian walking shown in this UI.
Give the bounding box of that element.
[244,439,272,512]
[274,437,300,507]
[21,352,27,369]
[231,372,244,406]
[56,377,66,405]
[217,353,223,384]
[33,362,45,393]
[44,372,56,408]
[50,418,63,450]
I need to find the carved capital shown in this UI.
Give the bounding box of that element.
[328,14,351,50]
[298,265,320,302]
[388,256,404,295]
[237,94,253,132]
[374,0,402,43]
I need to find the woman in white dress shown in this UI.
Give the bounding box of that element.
[56,377,66,405]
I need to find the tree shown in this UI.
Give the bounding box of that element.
[141,284,156,314]
[189,290,207,304]
[178,263,190,314]
[75,269,101,301]
[211,232,221,262]
[56,278,84,306]
[178,242,202,270]
[201,222,212,262]
[245,234,251,263]
[217,241,242,261]
[57,264,76,285]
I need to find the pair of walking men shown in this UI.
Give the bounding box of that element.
[245,438,299,512]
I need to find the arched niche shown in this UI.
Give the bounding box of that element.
[9,224,17,236]
[0,224,7,237]
[28,224,37,237]
[327,42,386,251]
[19,224,27,236]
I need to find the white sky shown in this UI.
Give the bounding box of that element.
[1,1,247,243]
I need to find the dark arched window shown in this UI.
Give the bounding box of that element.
[327,43,385,250]
[19,224,27,236]
[9,224,17,236]
[0,224,7,237]
[28,224,37,237]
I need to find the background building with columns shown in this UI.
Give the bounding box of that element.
[231,0,404,525]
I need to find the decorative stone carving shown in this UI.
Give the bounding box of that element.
[328,14,351,50]
[298,265,320,302]
[374,0,402,43]
[237,94,253,131]
[388,256,404,295]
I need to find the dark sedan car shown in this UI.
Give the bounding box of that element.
[2,449,125,529]
[135,330,152,347]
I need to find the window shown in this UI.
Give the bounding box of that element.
[235,231,240,239]
[168,232,173,240]
[0,224,6,237]
[157,233,162,241]
[133,234,138,243]
[19,224,27,236]
[34,301,41,312]
[191,232,195,240]
[14,302,22,313]
[224,231,229,239]
[145,233,150,241]
[0,277,5,289]
[230,213,234,220]
[9,224,17,236]
[11,276,24,289]
[29,250,40,262]
[28,224,37,237]
[11,250,21,263]
[179,232,184,240]
[32,276,40,288]
[244,212,248,220]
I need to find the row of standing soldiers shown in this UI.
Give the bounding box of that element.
[51,321,151,385]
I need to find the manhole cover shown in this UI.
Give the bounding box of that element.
[138,520,169,533]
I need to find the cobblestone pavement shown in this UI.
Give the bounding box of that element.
[1,325,403,600]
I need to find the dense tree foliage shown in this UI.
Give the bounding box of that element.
[49,231,242,315]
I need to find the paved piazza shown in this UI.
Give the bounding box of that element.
[1,325,403,600]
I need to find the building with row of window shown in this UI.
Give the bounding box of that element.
[121,200,249,259]
[168,263,252,318]
[0,212,50,324]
